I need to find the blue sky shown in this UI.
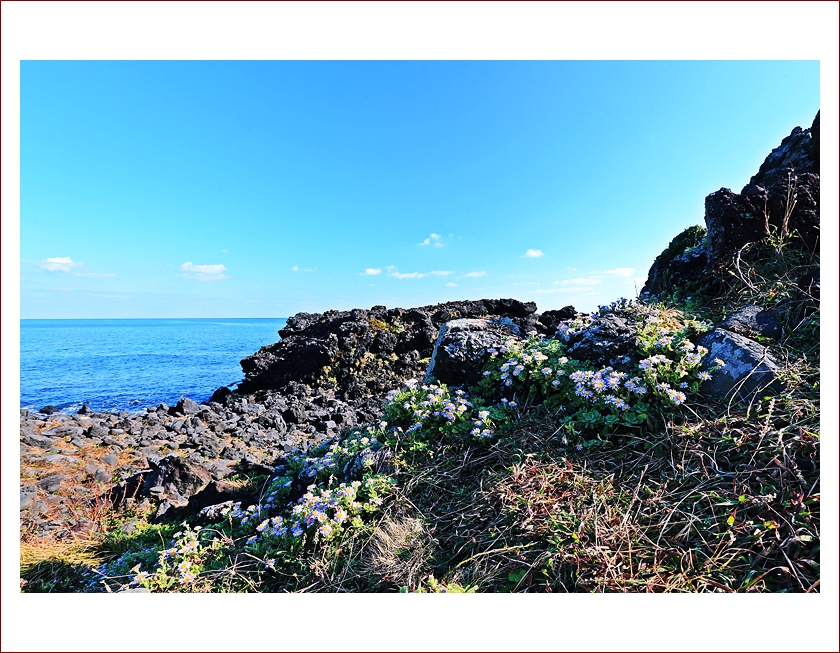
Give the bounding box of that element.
[20,60,819,318]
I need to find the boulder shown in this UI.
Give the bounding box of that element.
[187,481,257,515]
[425,318,521,386]
[120,455,213,507]
[174,397,201,415]
[564,314,638,371]
[719,305,783,341]
[698,328,782,401]
[536,306,576,334]
[36,475,65,492]
[744,112,819,190]
[20,430,56,448]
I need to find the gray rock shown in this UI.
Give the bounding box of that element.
[36,475,65,492]
[203,459,233,481]
[719,305,783,341]
[102,453,119,467]
[87,425,110,438]
[340,445,395,484]
[21,431,56,448]
[121,520,141,534]
[20,489,38,511]
[94,468,112,483]
[120,454,213,507]
[42,454,79,465]
[176,398,201,414]
[425,318,521,386]
[698,328,782,401]
[41,426,84,438]
[564,314,639,371]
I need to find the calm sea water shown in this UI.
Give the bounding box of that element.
[20,318,287,414]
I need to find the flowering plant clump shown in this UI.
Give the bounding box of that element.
[88,524,224,593]
[476,299,721,437]
[244,474,393,559]
[383,379,506,445]
[285,426,382,484]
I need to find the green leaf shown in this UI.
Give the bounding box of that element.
[507,569,527,583]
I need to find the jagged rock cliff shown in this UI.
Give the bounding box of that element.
[643,111,820,296]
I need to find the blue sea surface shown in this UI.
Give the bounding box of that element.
[20,318,287,414]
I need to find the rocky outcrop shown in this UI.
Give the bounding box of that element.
[236,299,539,401]
[642,111,820,296]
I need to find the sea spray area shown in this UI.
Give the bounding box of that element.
[20,114,820,593]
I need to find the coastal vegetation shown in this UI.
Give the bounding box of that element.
[20,113,820,593]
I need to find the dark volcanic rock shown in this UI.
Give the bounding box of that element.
[537,306,577,334]
[643,112,820,295]
[719,305,783,342]
[425,318,522,386]
[118,455,212,507]
[21,430,56,449]
[564,314,639,372]
[235,299,539,405]
[744,111,819,190]
[642,226,707,297]
[705,113,820,263]
[705,172,819,261]
[175,398,201,415]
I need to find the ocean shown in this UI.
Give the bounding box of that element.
[20,318,287,414]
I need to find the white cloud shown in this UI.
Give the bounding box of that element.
[446,282,457,287]
[602,267,636,278]
[291,265,315,273]
[39,257,82,272]
[524,248,544,258]
[181,261,229,281]
[462,271,486,278]
[75,272,116,278]
[429,270,453,276]
[419,233,444,247]
[391,271,425,279]
[360,268,382,276]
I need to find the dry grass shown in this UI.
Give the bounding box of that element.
[363,516,435,589]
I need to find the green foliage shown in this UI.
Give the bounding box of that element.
[471,300,719,441]
[658,224,706,267]
[400,574,477,593]
[384,381,507,446]
[369,317,406,334]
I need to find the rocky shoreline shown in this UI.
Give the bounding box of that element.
[20,112,821,588]
[19,297,577,538]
